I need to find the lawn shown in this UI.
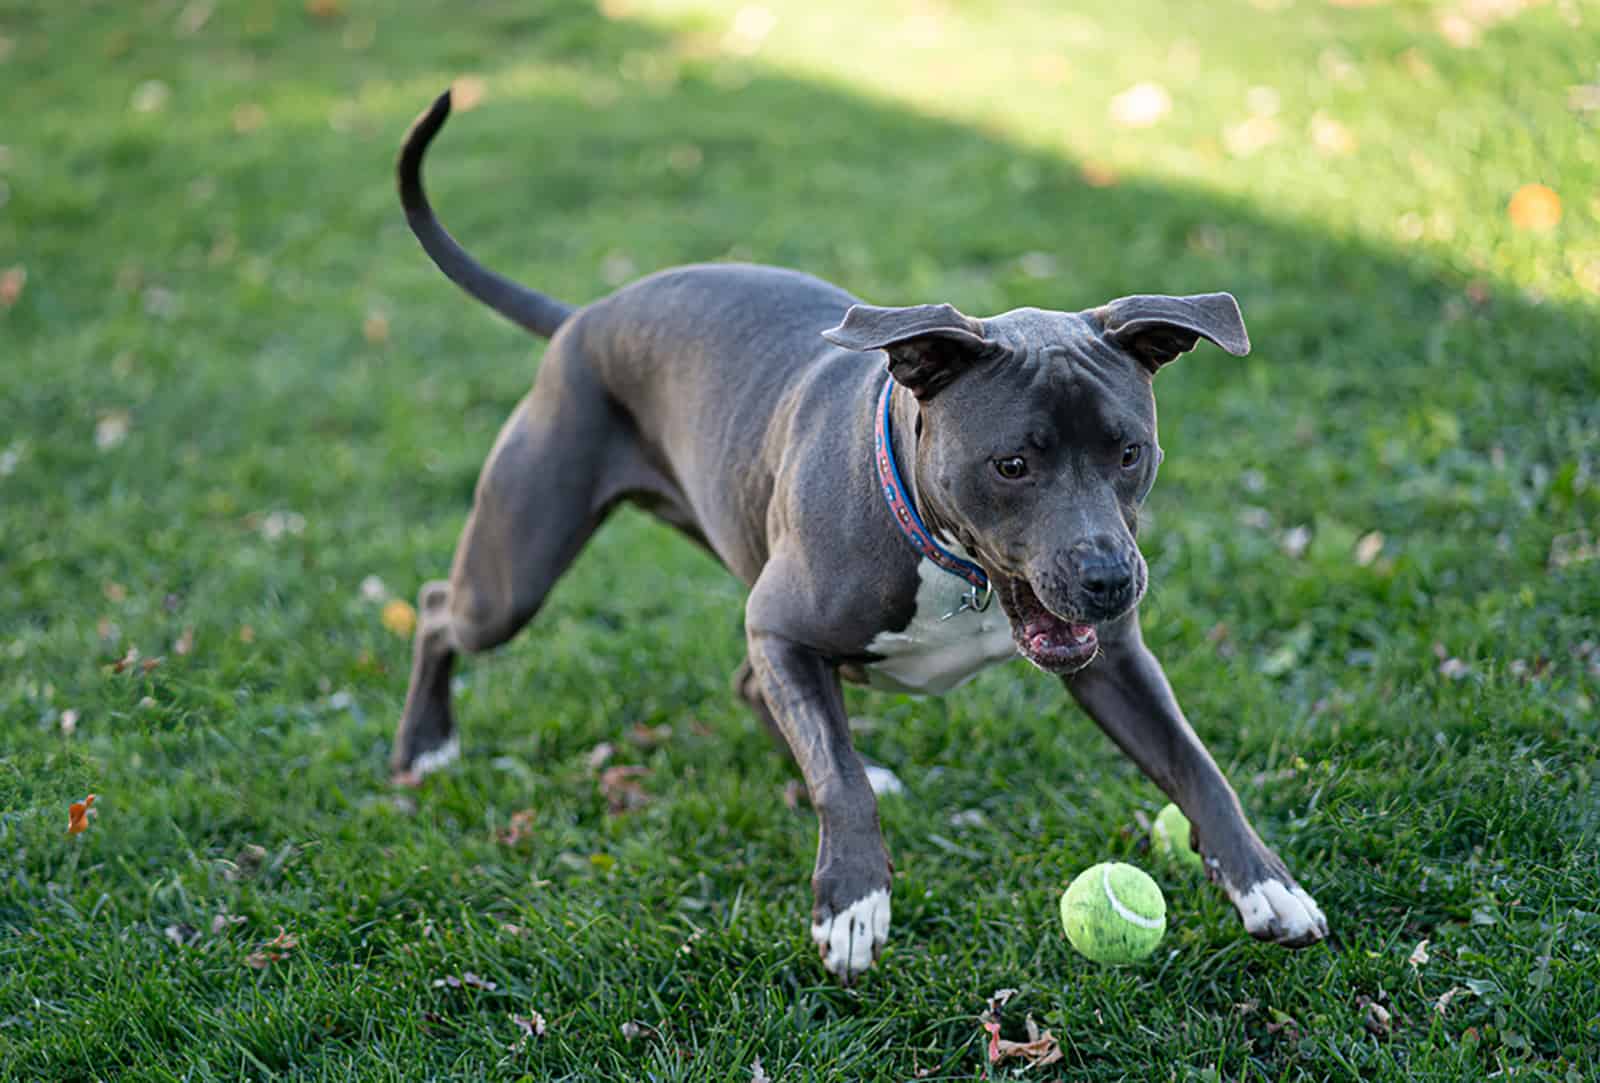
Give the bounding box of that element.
[2,0,1597,1079]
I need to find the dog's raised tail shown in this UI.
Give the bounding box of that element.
[397,90,574,339]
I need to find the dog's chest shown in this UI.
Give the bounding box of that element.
[863,560,1018,695]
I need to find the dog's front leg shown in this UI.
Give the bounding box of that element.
[747,576,892,984]
[1063,613,1328,947]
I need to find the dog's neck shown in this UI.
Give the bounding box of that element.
[884,379,961,549]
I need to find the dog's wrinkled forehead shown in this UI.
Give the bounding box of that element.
[979,307,1154,409]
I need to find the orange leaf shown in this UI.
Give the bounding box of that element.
[381,599,417,637]
[68,793,96,835]
[1508,184,1561,232]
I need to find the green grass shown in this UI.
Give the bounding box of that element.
[2,0,1598,1078]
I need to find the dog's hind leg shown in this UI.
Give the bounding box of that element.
[391,344,627,783]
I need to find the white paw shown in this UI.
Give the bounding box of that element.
[863,765,905,797]
[1226,878,1328,946]
[408,734,461,780]
[812,888,891,981]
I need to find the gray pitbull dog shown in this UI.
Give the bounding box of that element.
[390,91,1328,983]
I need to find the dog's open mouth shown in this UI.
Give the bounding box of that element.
[997,576,1099,673]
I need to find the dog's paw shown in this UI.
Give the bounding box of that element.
[392,734,460,787]
[863,764,905,797]
[811,887,891,983]
[1225,877,1328,947]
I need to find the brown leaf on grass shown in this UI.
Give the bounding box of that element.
[110,646,141,674]
[1408,938,1431,969]
[362,310,389,345]
[95,411,131,451]
[452,75,488,111]
[232,103,266,134]
[245,926,298,968]
[433,971,497,991]
[587,741,616,771]
[599,765,651,814]
[509,1010,547,1050]
[497,809,537,845]
[0,266,25,307]
[1108,82,1171,128]
[1508,184,1561,231]
[381,599,416,637]
[620,1020,659,1041]
[67,794,96,835]
[1354,531,1384,566]
[164,923,200,947]
[983,1021,1063,1068]
[211,912,246,935]
[229,843,268,881]
[627,722,673,748]
[749,1058,771,1083]
[1434,985,1467,1015]
[1360,996,1392,1037]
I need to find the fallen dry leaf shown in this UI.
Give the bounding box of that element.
[211,912,247,935]
[1408,938,1431,969]
[627,722,673,748]
[245,926,298,968]
[110,646,141,674]
[1508,183,1561,231]
[510,1010,547,1050]
[1360,997,1392,1037]
[0,266,24,307]
[175,626,195,655]
[452,75,488,111]
[1354,531,1384,566]
[130,80,170,113]
[620,1020,659,1041]
[67,794,96,835]
[1079,160,1119,188]
[433,971,497,991]
[1224,114,1281,157]
[1434,985,1467,1015]
[1108,82,1171,128]
[381,599,417,637]
[1310,112,1357,156]
[362,310,389,345]
[95,411,131,451]
[749,1057,772,1083]
[599,765,651,813]
[164,923,200,947]
[983,1019,1062,1068]
[232,103,266,134]
[497,809,537,845]
[587,741,616,771]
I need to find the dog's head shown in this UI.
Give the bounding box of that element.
[824,292,1249,674]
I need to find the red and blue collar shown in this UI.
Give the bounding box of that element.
[874,378,990,592]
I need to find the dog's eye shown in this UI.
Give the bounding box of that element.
[1121,444,1143,469]
[994,456,1028,480]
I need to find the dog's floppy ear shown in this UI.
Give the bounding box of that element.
[1094,292,1251,372]
[822,303,997,400]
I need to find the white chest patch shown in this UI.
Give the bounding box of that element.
[864,559,1018,695]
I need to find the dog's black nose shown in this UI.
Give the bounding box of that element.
[1071,536,1136,612]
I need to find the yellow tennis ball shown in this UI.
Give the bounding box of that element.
[1060,862,1166,964]
[1151,803,1204,871]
